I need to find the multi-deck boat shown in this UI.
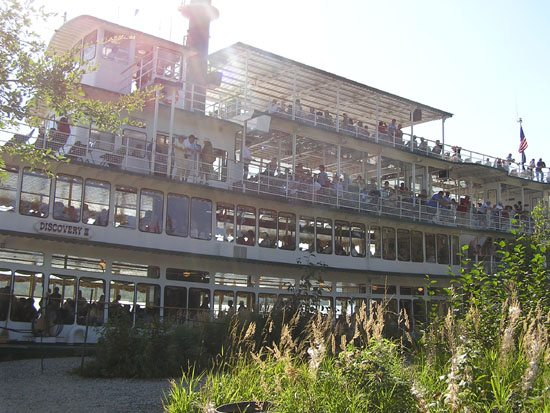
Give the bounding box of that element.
[1,1,548,345]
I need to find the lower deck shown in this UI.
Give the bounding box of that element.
[0,236,450,344]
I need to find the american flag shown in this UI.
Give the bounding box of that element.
[518,125,528,153]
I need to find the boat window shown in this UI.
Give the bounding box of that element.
[112,262,159,279]
[215,203,234,242]
[81,30,97,61]
[369,226,381,258]
[413,299,427,325]
[299,216,314,252]
[109,280,135,323]
[425,233,436,263]
[0,269,12,321]
[258,293,277,314]
[382,227,396,260]
[20,168,50,218]
[51,255,105,273]
[54,174,82,222]
[437,234,450,264]
[411,230,424,262]
[190,198,212,240]
[213,290,235,318]
[308,297,333,315]
[400,287,413,295]
[236,292,254,315]
[335,282,366,294]
[89,128,115,152]
[351,223,366,257]
[214,272,254,287]
[139,189,163,234]
[166,268,210,283]
[102,30,130,64]
[76,277,105,325]
[0,166,18,212]
[48,274,76,325]
[278,212,296,250]
[399,299,413,327]
[236,205,255,246]
[163,286,187,323]
[114,185,137,229]
[334,220,350,256]
[371,285,397,295]
[189,288,210,321]
[156,48,183,81]
[258,209,277,248]
[166,193,189,237]
[10,271,43,322]
[316,218,333,255]
[397,229,411,261]
[258,275,295,290]
[0,248,43,266]
[83,179,110,226]
[451,235,460,265]
[135,283,160,322]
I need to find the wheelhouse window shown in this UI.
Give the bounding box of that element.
[411,230,424,262]
[139,189,163,234]
[236,205,255,246]
[83,179,110,226]
[20,168,50,218]
[215,203,234,242]
[54,174,82,222]
[166,193,189,237]
[258,209,277,248]
[114,186,137,228]
[48,275,76,324]
[0,166,18,212]
[425,233,436,263]
[0,269,12,321]
[166,268,210,283]
[10,271,43,322]
[369,226,381,258]
[351,223,366,257]
[334,220,350,256]
[382,227,396,260]
[102,30,130,64]
[136,283,160,321]
[299,216,314,252]
[278,212,296,250]
[397,229,410,261]
[437,234,450,264]
[316,218,333,254]
[81,30,97,62]
[190,198,212,240]
[77,277,105,325]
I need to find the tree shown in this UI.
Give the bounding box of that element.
[0,0,157,173]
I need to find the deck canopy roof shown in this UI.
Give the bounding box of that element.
[208,43,453,129]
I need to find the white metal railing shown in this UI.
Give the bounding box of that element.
[1,124,536,235]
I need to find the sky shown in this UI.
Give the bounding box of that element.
[35,0,550,162]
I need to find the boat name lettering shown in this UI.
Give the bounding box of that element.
[35,222,91,238]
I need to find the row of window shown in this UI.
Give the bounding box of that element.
[0,270,446,325]
[0,168,461,264]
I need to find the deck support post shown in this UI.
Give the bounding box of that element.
[151,87,160,174]
[167,88,176,178]
[410,108,414,152]
[375,96,379,143]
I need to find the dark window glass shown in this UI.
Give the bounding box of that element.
[278,212,296,250]
[139,189,163,233]
[299,216,314,252]
[411,230,424,262]
[20,168,50,218]
[166,194,189,237]
[382,227,396,260]
[215,203,234,242]
[316,218,333,254]
[425,233,436,263]
[397,229,410,261]
[190,198,212,240]
[258,209,277,248]
[437,234,450,264]
[236,205,255,245]
[351,223,366,257]
[166,268,210,283]
[334,220,350,256]
[114,186,137,228]
[0,166,18,212]
[83,179,110,226]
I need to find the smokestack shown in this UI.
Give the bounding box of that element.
[179,0,219,112]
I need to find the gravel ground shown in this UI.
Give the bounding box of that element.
[0,357,173,413]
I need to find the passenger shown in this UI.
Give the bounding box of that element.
[264,157,278,177]
[356,121,369,138]
[306,106,316,123]
[238,301,246,313]
[267,99,279,114]
[48,286,62,311]
[432,140,442,155]
[323,110,334,126]
[378,121,387,135]
[317,164,330,188]
[259,232,274,248]
[172,135,187,181]
[294,99,303,118]
[536,158,546,182]
[242,144,252,179]
[335,242,346,256]
[183,135,201,180]
[353,175,366,187]
[527,158,535,178]
[388,119,397,137]
[244,229,255,246]
[277,102,286,113]
[417,137,428,153]
[200,140,215,183]
[485,157,492,166]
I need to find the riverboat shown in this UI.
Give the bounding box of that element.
[1,1,548,345]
